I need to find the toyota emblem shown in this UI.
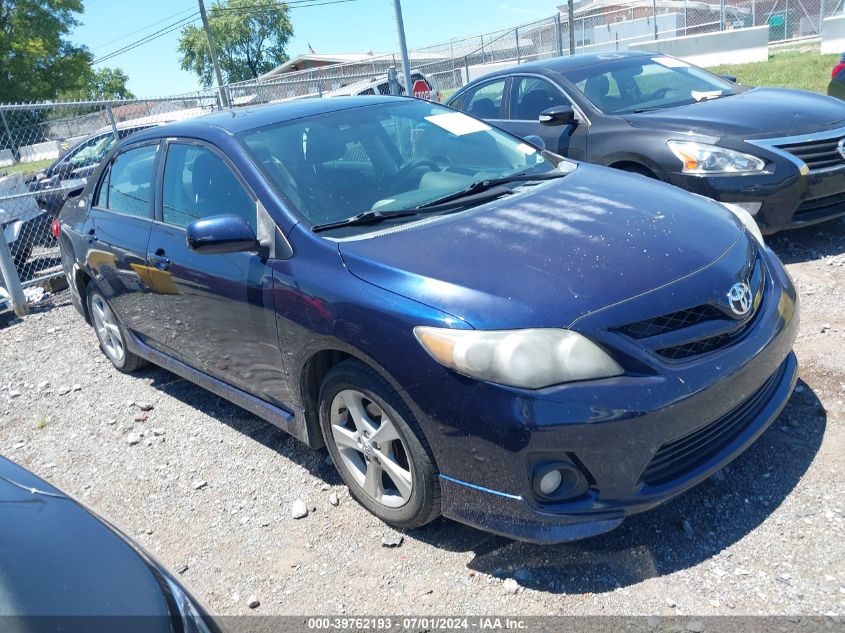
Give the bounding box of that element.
[727,282,753,316]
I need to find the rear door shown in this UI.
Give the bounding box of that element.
[85,141,162,343]
[145,139,286,403]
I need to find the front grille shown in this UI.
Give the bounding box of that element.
[775,137,845,171]
[795,190,845,217]
[619,305,723,339]
[656,333,735,360]
[639,361,785,486]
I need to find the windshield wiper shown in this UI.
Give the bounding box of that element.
[311,209,419,232]
[311,171,569,233]
[416,170,568,209]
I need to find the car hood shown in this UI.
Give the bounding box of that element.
[0,456,177,619]
[338,164,743,329]
[623,87,845,138]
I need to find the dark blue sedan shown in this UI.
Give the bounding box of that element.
[57,96,799,543]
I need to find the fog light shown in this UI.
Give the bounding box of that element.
[538,469,562,495]
[723,201,762,216]
[531,458,590,502]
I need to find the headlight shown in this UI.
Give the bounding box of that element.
[667,140,765,175]
[722,201,765,246]
[413,327,623,389]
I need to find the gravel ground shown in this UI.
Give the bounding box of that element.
[1,220,844,617]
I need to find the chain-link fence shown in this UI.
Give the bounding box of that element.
[220,0,844,103]
[1,0,841,314]
[0,95,217,314]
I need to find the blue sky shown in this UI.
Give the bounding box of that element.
[73,0,565,97]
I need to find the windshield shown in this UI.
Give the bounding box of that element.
[562,56,738,115]
[239,100,558,230]
[68,134,116,167]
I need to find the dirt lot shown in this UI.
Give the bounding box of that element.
[1,221,843,617]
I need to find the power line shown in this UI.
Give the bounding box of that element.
[92,0,364,65]
[90,5,199,52]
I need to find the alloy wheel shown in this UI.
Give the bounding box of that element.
[329,389,413,508]
[90,294,125,364]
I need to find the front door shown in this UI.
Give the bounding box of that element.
[501,76,584,159]
[145,140,286,405]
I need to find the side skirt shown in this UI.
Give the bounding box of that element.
[124,331,323,449]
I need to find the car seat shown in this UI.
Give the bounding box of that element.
[583,75,611,111]
[518,89,554,120]
[469,97,498,119]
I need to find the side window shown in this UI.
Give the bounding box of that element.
[510,77,569,120]
[162,143,256,229]
[462,79,507,119]
[97,144,158,217]
[574,71,622,113]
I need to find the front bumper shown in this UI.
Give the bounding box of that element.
[403,245,799,543]
[665,151,845,234]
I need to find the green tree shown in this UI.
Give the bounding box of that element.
[0,0,93,103]
[59,67,136,101]
[178,0,293,87]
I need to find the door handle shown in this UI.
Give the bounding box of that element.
[87,228,98,244]
[149,250,170,271]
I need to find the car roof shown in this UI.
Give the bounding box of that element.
[468,51,656,83]
[126,95,402,143]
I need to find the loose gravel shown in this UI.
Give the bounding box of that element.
[1,220,843,616]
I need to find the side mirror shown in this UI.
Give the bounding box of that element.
[539,105,576,126]
[719,74,738,83]
[523,135,546,151]
[186,214,258,255]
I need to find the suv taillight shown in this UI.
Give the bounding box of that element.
[50,218,60,239]
[833,60,845,79]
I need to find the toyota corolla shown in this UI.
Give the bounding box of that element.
[57,97,798,543]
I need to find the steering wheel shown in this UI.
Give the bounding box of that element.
[396,159,440,181]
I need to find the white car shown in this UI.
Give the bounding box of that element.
[326,70,441,102]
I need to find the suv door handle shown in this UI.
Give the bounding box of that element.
[149,250,170,271]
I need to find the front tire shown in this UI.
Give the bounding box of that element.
[86,284,146,373]
[319,359,441,529]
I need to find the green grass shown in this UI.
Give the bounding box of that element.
[36,416,48,429]
[2,157,53,177]
[710,45,838,95]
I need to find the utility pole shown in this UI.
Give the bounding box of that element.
[567,0,575,54]
[653,0,659,39]
[391,0,414,98]
[198,0,229,108]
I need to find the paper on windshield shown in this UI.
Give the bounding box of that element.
[652,56,689,68]
[691,90,724,101]
[425,112,491,136]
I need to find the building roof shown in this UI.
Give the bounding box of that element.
[261,53,380,77]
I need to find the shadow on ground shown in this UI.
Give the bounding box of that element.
[768,216,845,264]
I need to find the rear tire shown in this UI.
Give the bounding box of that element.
[86,284,146,373]
[319,359,441,529]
